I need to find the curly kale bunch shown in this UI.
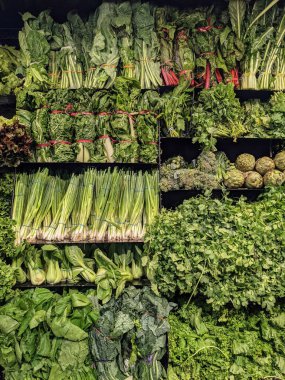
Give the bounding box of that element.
[0,174,14,217]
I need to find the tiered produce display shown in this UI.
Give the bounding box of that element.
[1,0,285,379]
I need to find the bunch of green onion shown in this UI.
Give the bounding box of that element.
[12,168,159,244]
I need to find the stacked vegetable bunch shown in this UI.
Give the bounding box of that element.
[190,84,285,144]
[19,82,159,163]
[12,243,147,302]
[146,185,285,377]
[17,2,162,91]
[160,152,229,191]
[0,116,32,167]
[12,168,159,244]
[0,288,99,380]
[89,286,173,380]
[224,151,285,189]
[0,45,22,95]
[168,303,285,380]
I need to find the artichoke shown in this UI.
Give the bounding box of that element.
[235,153,255,172]
[244,171,263,188]
[255,157,275,175]
[224,169,245,188]
[274,151,285,171]
[264,170,285,186]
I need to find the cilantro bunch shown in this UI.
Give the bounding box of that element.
[145,186,285,311]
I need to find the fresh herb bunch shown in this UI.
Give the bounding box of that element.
[0,288,99,379]
[192,83,246,149]
[145,186,285,311]
[89,286,173,380]
[168,302,285,380]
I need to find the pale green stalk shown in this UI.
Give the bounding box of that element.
[126,171,144,240]
[20,169,49,242]
[12,173,29,245]
[72,170,95,241]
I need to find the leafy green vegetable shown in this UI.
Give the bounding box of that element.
[146,186,285,311]
[0,288,98,379]
[169,301,285,380]
[89,286,173,380]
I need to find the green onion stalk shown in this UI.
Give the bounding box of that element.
[71,170,94,242]
[12,173,29,245]
[19,169,49,243]
[43,174,80,241]
[97,169,121,241]
[109,172,131,241]
[90,169,112,240]
[125,171,144,240]
[143,171,159,236]
[28,176,56,242]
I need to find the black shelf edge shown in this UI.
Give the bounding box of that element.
[0,94,16,106]
[14,282,97,289]
[161,188,265,208]
[26,239,144,245]
[161,137,285,142]
[15,162,158,172]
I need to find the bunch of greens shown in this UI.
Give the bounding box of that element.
[111,77,140,163]
[168,302,285,380]
[268,91,285,136]
[132,2,162,89]
[94,244,146,304]
[192,83,246,149]
[136,90,160,163]
[159,78,192,137]
[0,45,22,95]
[0,288,99,379]
[113,1,135,79]
[89,286,173,380]
[0,116,32,167]
[48,90,75,162]
[156,7,179,86]
[72,90,96,163]
[18,11,51,91]
[93,90,115,162]
[145,186,285,311]
[31,106,52,162]
[243,100,271,137]
[0,174,14,217]
[85,3,119,89]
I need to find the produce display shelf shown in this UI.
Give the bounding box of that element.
[161,189,264,208]
[14,282,97,289]
[16,162,158,172]
[28,239,145,245]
